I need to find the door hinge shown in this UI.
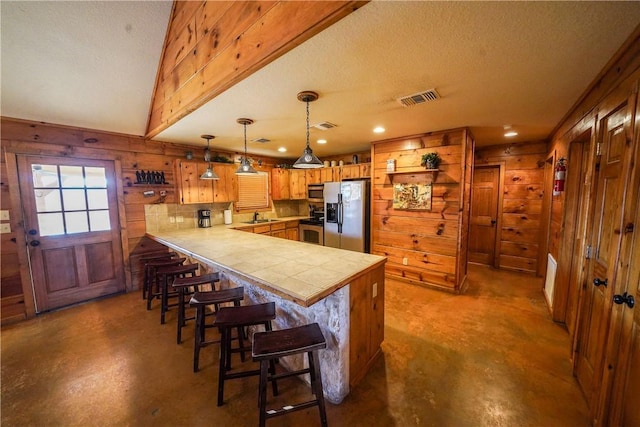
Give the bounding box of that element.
[585,245,592,259]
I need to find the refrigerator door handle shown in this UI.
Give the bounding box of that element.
[337,194,343,233]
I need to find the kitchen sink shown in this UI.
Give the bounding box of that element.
[242,219,273,224]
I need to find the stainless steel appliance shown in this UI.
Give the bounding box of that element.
[307,184,324,202]
[299,209,324,245]
[198,209,211,228]
[324,180,370,252]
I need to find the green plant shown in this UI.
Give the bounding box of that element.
[421,152,441,169]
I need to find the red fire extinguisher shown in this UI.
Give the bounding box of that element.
[553,157,567,196]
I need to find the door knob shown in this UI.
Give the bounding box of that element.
[29,240,40,247]
[28,229,38,235]
[593,278,608,287]
[490,219,497,225]
[613,292,635,309]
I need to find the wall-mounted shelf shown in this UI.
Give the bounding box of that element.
[386,168,439,182]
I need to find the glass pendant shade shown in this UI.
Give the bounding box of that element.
[236,118,258,175]
[199,134,220,180]
[293,91,323,169]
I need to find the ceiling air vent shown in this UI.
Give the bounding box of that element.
[397,89,440,107]
[251,138,270,144]
[313,121,337,131]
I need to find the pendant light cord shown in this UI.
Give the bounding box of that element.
[306,99,310,149]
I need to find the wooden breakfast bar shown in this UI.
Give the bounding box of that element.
[146,224,386,404]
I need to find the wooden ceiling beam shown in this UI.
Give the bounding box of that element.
[146,0,367,139]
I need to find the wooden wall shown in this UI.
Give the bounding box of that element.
[0,117,278,323]
[371,128,473,293]
[147,0,365,137]
[474,141,548,274]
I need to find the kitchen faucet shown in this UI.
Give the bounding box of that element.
[253,211,259,222]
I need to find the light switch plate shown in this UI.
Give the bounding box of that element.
[0,223,11,234]
[0,210,9,221]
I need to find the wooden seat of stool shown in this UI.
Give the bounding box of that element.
[189,286,244,372]
[146,257,186,310]
[213,302,277,406]
[172,272,220,345]
[140,252,177,300]
[156,263,198,324]
[252,323,328,427]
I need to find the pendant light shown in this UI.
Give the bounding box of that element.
[236,118,258,175]
[199,134,220,180]
[293,91,323,169]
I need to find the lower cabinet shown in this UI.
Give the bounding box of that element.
[234,219,300,240]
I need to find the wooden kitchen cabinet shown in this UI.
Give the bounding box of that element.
[175,160,213,204]
[320,167,337,183]
[270,222,287,239]
[305,169,321,184]
[271,168,290,200]
[289,169,307,199]
[285,221,299,241]
[340,164,360,180]
[213,163,238,203]
[359,163,371,177]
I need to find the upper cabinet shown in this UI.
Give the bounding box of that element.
[289,169,307,199]
[175,160,214,204]
[175,160,237,204]
[271,168,290,200]
[213,164,238,203]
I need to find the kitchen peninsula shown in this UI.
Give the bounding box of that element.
[146,223,386,404]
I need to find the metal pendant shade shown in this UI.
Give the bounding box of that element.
[293,91,323,169]
[199,134,220,180]
[236,118,258,175]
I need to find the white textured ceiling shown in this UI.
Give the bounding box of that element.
[2,1,640,160]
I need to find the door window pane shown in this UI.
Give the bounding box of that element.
[65,212,89,234]
[38,213,65,236]
[87,189,108,210]
[89,210,111,231]
[35,189,62,212]
[60,166,84,187]
[32,165,59,188]
[62,189,87,211]
[85,167,107,188]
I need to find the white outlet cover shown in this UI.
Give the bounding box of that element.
[0,223,11,233]
[0,210,9,221]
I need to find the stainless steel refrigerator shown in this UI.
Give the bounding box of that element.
[324,180,370,252]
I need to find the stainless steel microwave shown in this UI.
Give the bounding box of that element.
[307,184,324,202]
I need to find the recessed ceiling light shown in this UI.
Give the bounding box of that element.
[504,131,518,137]
[278,147,287,152]
[317,139,327,144]
[373,126,385,134]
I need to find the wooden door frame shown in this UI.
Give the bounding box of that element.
[469,162,505,268]
[4,149,130,319]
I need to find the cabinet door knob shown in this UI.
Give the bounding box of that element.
[593,278,608,287]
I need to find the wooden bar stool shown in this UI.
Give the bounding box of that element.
[140,251,177,300]
[156,263,198,324]
[172,272,221,345]
[146,257,186,310]
[212,302,278,407]
[189,286,244,372]
[252,323,328,427]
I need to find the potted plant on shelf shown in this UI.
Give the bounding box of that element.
[421,152,441,169]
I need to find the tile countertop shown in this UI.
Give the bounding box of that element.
[146,223,386,307]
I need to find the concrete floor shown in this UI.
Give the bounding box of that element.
[1,264,590,426]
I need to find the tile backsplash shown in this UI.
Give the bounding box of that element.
[145,200,307,232]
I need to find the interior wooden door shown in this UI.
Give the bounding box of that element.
[17,155,125,312]
[469,166,500,265]
[575,99,633,416]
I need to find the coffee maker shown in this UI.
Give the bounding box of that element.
[198,209,211,228]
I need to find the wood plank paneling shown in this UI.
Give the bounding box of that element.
[148,1,366,137]
[475,142,548,273]
[371,128,473,293]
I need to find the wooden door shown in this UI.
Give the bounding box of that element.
[17,155,125,312]
[594,93,639,427]
[469,166,500,265]
[575,99,633,416]
[289,169,306,199]
[271,168,290,200]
